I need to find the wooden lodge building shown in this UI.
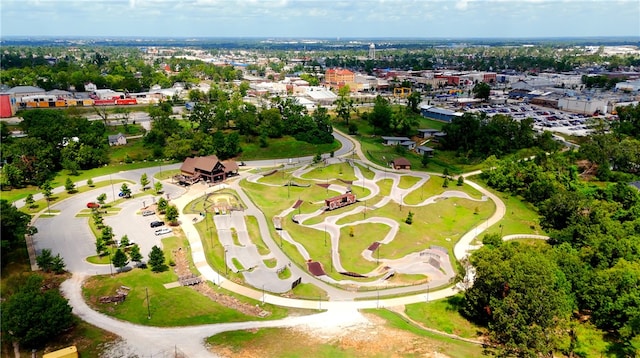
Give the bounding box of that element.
[325,193,356,211]
[176,155,239,185]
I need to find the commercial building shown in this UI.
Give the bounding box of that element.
[325,68,355,90]
[419,105,463,123]
[558,97,607,115]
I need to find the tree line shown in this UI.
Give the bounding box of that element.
[464,149,640,355]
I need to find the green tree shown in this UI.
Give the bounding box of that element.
[407,90,422,113]
[129,244,143,264]
[119,235,130,248]
[0,200,30,263]
[421,152,430,168]
[95,237,106,255]
[101,226,114,245]
[148,245,167,272]
[64,177,76,193]
[1,274,74,349]
[87,178,94,187]
[457,176,464,186]
[112,248,129,271]
[335,85,355,125]
[120,183,131,198]
[472,82,491,101]
[140,173,149,190]
[24,194,35,209]
[36,249,54,272]
[96,193,107,205]
[405,211,414,225]
[165,205,179,224]
[157,197,168,214]
[154,181,163,194]
[41,181,53,201]
[51,254,66,274]
[368,95,392,134]
[313,152,322,164]
[462,243,573,356]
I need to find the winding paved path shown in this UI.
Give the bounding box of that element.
[27,129,516,357]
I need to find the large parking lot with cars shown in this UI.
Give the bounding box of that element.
[464,103,602,136]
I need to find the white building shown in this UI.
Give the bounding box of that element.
[558,97,607,115]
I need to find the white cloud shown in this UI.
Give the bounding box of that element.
[455,0,470,10]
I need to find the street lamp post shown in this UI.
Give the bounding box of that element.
[109,174,116,203]
[224,246,229,276]
[324,225,327,247]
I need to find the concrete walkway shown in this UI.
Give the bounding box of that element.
[27,129,520,357]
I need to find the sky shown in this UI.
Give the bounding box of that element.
[1,0,639,39]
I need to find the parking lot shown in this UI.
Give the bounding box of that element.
[465,103,599,136]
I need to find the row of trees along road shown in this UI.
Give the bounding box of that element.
[1,110,109,188]
[464,109,640,356]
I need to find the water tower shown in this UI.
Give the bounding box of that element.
[369,43,376,60]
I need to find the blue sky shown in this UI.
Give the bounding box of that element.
[2,0,639,38]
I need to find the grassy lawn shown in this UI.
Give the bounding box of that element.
[403,177,483,205]
[242,164,496,283]
[246,215,270,255]
[355,163,376,180]
[109,138,155,164]
[397,175,423,189]
[301,162,358,181]
[82,237,297,326]
[471,176,546,237]
[338,224,388,274]
[154,168,180,181]
[239,136,341,160]
[1,162,173,204]
[288,282,328,300]
[10,180,132,213]
[366,309,487,358]
[404,294,485,339]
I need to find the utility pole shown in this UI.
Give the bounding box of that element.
[146,287,151,319]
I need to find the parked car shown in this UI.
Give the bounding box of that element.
[142,210,155,217]
[87,202,100,209]
[154,228,172,236]
[150,221,165,228]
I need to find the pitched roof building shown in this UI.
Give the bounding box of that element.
[178,155,238,184]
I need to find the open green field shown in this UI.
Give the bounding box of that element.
[242,165,495,283]
[82,239,295,326]
[403,177,484,205]
[301,162,358,181]
[338,224,388,274]
[470,176,546,237]
[404,294,485,339]
[239,136,341,160]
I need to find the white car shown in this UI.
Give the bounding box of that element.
[154,228,172,236]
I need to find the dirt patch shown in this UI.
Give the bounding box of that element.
[212,313,453,358]
[172,248,270,318]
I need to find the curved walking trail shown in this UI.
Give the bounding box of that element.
[29,130,531,357]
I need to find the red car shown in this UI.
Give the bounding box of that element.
[87,202,100,209]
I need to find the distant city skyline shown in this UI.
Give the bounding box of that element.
[2,0,639,39]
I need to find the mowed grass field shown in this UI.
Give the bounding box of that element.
[241,163,496,282]
[82,237,298,326]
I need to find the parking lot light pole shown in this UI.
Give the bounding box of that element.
[224,245,229,276]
